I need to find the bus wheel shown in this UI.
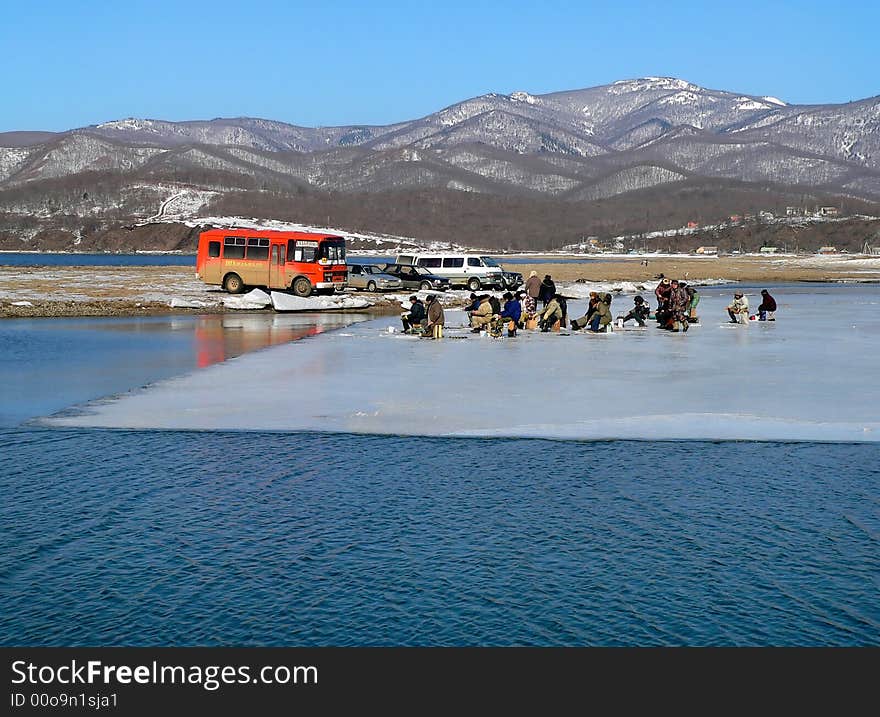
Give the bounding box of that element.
[467,277,481,291]
[223,273,244,294]
[292,277,312,297]
[366,281,377,292]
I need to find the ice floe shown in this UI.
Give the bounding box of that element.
[44,285,880,442]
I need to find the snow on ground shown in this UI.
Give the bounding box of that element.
[270,292,371,311]
[44,285,880,442]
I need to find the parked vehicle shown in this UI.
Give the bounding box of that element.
[501,269,524,290]
[347,264,403,292]
[196,228,346,296]
[380,264,451,291]
[395,252,513,291]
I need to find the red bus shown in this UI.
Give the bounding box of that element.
[196,228,347,297]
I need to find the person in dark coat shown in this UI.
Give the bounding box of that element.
[539,275,556,308]
[619,295,651,326]
[401,295,426,333]
[758,289,777,321]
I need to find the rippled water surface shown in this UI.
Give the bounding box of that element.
[1,295,879,646]
[1,430,877,646]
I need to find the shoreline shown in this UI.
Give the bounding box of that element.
[2,256,879,318]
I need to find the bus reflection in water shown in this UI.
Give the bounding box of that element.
[193,317,326,369]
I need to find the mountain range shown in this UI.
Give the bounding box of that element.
[1,77,879,251]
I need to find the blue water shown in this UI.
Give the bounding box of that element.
[0,252,604,268]
[1,309,878,646]
[0,252,195,267]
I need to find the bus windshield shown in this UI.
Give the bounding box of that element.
[319,240,346,262]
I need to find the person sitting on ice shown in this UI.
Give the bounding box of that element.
[588,293,613,332]
[570,291,599,331]
[464,293,481,322]
[425,295,445,339]
[727,291,749,323]
[538,293,564,332]
[492,292,522,337]
[758,289,777,321]
[401,295,427,333]
[469,295,495,333]
[619,295,651,326]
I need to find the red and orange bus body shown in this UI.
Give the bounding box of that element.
[196,229,347,297]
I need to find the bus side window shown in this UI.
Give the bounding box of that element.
[287,240,297,262]
[224,236,245,259]
[246,237,269,261]
[208,241,220,257]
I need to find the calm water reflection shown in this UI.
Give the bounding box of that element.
[0,312,369,426]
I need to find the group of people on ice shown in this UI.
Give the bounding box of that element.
[400,275,778,338]
[726,288,776,323]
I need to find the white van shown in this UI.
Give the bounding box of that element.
[395,253,520,291]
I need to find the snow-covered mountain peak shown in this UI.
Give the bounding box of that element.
[510,91,539,105]
[609,77,700,94]
[95,118,161,133]
[762,96,788,107]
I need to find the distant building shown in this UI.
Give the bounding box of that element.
[729,215,742,223]
[818,206,839,216]
[759,246,778,254]
[686,221,699,229]
[817,246,838,254]
[695,246,718,255]
[759,211,775,220]
[786,206,805,216]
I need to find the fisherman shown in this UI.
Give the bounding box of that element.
[570,291,599,331]
[588,293,613,332]
[668,279,690,332]
[539,274,556,308]
[469,294,495,333]
[655,277,672,311]
[538,293,564,332]
[401,295,427,333]
[727,291,749,323]
[492,292,522,337]
[686,285,700,323]
[425,294,445,339]
[464,292,481,322]
[757,289,777,321]
[619,295,651,327]
[524,270,541,317]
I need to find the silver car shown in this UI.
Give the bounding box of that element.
[347,264,404,292]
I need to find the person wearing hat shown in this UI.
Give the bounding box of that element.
[401,295,427,334]
[668,279,690,332]
[469,294,494,332]
[757,289,777,321]
[524,270,541,318]
[539,274,556,308]
[424,294,445,339]
[654,277,672,311]
[727,291,749,324]
[619,295,651,327]
[493,291,522,337]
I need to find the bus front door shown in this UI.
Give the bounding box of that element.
[270,244,286,290]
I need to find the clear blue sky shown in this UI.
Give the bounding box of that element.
[3,0,878,132]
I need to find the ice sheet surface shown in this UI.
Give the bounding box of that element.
[43,286,880,441]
